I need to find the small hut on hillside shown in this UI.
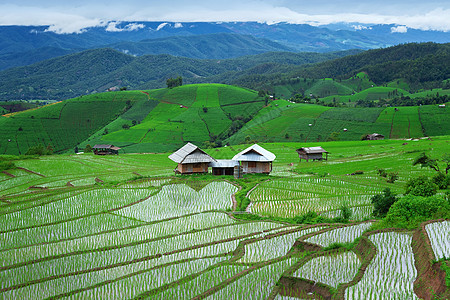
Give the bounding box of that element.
[169,143,216,174]
[365,133,385,140]
[93,144,121,155]
[232,144,276,174]
[210,160,239,176]
[296,146,328,162]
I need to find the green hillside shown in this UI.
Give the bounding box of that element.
[1,83,449,155]
[80,84,266,153]
[0,92,148,155]
[227,99,450,144]
[230,43,450,94]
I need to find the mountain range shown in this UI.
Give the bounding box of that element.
[1,21,450,71]
[0,42,448,100]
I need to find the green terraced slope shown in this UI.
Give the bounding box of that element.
[78,84,266,153]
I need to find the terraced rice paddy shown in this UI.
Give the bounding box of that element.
[293,251,361,288]
[0,141,447,299]
[345,232,418,299]
[248,177,382,218]
[425,220,450,260]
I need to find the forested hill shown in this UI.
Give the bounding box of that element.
[0,48,358,100]
[2,22,450,70]
[229,42,450,91]
[106,33,294,59]
[0,42,448,100]
[0,33,293,71]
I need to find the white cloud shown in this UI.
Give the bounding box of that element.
[0,2,449,33]
[156,22,169,31]
[106,21,145,32]
[391,25,408,33]
[352,25,372,30]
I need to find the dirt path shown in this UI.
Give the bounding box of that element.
[16,167,45,177]
[160,100,188,108]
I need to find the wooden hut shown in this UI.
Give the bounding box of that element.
[169,143,216,174]
[365,133,385,140]
[210,160,239,176]
[296,146,328,162]
[93,144,121,155]
[232,144,276,174]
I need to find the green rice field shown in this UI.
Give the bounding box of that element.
[1,137,448,299]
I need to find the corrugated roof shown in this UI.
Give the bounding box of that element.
[297,146,328,154]
[232,144,276,162]
[110,146,121,151]
[210,160,239,168]
[93,144,113,149]
[168,143,216,164]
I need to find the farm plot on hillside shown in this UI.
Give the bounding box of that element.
[248,178,384,219]
[292,251,361,288]
[0,176,317,300]
[419,104,450,137]
[116,182,237,222]
[345,231,418,299]
[425,220,450,260]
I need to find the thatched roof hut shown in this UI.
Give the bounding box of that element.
[93,144,121,155]
[232,144,275,174]
[169,143,216,174]
[296,146,328,162]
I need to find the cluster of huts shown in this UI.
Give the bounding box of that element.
[168,143,276,175]
[168,143,329,175]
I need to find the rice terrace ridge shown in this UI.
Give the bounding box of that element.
[0,0,450,299]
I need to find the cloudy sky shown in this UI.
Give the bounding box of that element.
[1,0,449,33]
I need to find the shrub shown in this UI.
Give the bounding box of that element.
[405,176,438,197]
[432,172,449,189]
[25,144,53,156]
[371,188,398,218]
[387,172,399,183]
[383,195,450,229]
[84,144,93,153]
[337,203,352,222]
[0,161,15,171]
[377,168,388,177]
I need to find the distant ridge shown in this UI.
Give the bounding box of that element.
[0,48,357,100]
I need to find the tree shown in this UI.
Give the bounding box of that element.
[371,188,398,218]
[46,144,54,155]
[413,152,450,174]
[432,172,449,189]
[326,132,340,142]
[405,176,438,197]
[166,76,183,88]
[25,144,53,156]
[383,195,450,229]
[84,144,93,153]
[122,124,130,130]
